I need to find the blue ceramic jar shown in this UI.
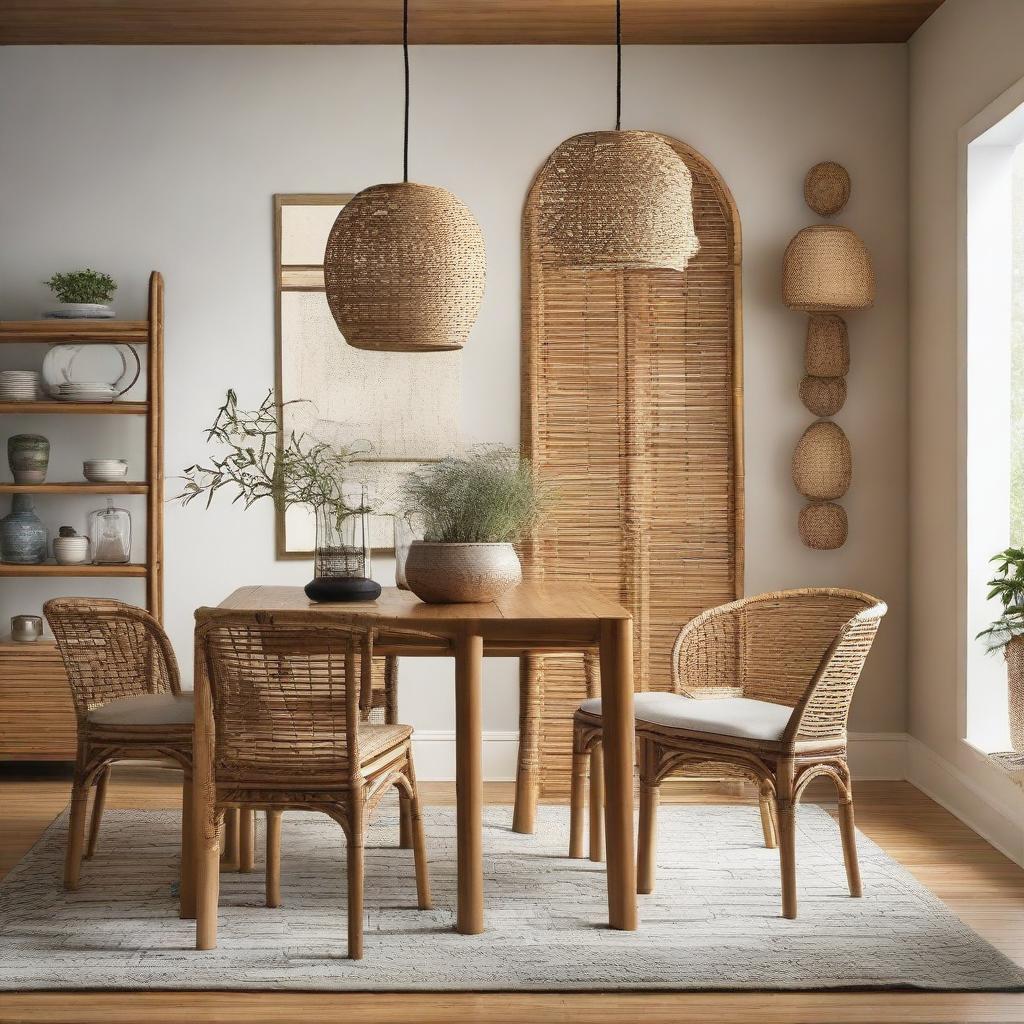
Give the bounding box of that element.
[0,495,47,563]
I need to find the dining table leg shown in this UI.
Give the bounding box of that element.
[454,628,484,935]
[599,616,637,930]
[193,633,220,950]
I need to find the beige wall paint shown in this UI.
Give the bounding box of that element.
[0,44,908,749]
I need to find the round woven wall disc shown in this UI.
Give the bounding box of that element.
[792,419,852,500]
[804,161,851,217]
[535,131,700,272]
[324,181,486,353]
[783,225,875,313]
[799,374,847,417]
[799,501,848,550]
[805,314,849,376]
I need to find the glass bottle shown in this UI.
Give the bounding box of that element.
[89,498,131,564]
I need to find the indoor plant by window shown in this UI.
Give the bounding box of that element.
[44,269,118,319]
[401,446,550,604]
[978,546,1024,751]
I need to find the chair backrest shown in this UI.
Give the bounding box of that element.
[44,597,180,724]
[195,611,374,786]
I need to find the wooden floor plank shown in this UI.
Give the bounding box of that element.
[1,767,1023,1023]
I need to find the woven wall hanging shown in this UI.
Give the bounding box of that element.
[323,0,486,353]
[538,0,699,273]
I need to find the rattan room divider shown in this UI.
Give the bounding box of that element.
[521,135,744,795]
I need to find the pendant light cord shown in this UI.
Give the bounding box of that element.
[403,0,410,182]
[615,0,622,131]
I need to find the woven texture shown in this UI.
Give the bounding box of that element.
[3,802,1023,992]
[783,225,875,313]
[1007,636,1024,752]
[799,374,846,417]
[324,182,486,353]
[522,135,742,794]
[534,131,700,272]
[803,161,851,217]
[798,501,849,550]
[805,314,850,375]
[792,420,852,500]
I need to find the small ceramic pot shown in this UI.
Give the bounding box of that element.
[53,535,90,565]
[0,495,47,564]
[404,541,522,604]
[45,303,115,320]
[7,434,49,484]
[11,615,43,643]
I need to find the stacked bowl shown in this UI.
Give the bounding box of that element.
[0,371,41,402]
[83,459,128,483]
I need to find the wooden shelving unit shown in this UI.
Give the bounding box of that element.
[0,271,164,761]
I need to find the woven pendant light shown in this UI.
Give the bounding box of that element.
[539,0,698,273]
[323,0,485,353]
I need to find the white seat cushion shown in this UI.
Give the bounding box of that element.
[577,692,793,742]
[87,692,194,727]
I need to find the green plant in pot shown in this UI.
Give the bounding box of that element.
[44,269,117,319]
[977,546,1024,751]
[401,446,550,604]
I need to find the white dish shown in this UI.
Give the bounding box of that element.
[42,344,140,398]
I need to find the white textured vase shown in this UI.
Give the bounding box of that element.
[404,541,522,604]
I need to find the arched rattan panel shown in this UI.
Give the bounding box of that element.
[521,135,744,795]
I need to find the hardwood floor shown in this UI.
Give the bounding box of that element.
[1,766,1023,1023]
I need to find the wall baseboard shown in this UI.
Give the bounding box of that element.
[413,729,909,783]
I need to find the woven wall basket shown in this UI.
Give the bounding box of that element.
[799,374,847,417]
[522,134,742,795]
[804,161,851,217]
[799,501,848,550]
[324,182,486,352]
[805,314,849,376]
[783,225,875,313]
[792,420,852,500]
[534,131,700,273]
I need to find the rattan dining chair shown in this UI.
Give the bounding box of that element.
[193,610,433,958]
[568,588,886,919]
[43,598,194,913]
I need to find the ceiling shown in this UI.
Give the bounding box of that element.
[0,1,944,45]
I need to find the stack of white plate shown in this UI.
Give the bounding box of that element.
[57,382,117,404]
[83,459,128,482]
[0,370,41,401]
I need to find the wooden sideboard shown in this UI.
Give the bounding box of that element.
[0,637,75,759]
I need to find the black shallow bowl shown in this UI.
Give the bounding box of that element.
[304,577,382,603]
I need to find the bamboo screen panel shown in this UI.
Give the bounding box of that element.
[521,136,744,795]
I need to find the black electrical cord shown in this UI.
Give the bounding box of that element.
[615,0,622,131]
[403,0,410,182]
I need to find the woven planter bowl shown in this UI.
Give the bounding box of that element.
[805,314,849,376]
[804,161,851,217]
[324,182,486,353]
[535,131,700,272]
[792,420,852,500]
[1006,636,1024,752]
[798,501,848,550]
[799,374,847,417]
[404,541,522,604]
[783,225,875,313]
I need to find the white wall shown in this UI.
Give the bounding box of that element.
[0,45,908,751]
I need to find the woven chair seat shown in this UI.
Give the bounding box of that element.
[87,692,194,728]
[575,693,792,742]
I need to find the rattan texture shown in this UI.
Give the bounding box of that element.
[792,420,852,500]
[324,181,486,353]
[799,374,847,417]
[798,501,849,550]
[1006,637,1024,752]
[805,314,850,376]
[804,161,851,217]
[534,131,701,273]
[783,224,875,313]
[522,135,742,795]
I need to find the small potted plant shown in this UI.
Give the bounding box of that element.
[44,269,118,319]
[977,546,1024,751]
[401,446,550,604]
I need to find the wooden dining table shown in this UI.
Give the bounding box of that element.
[193,582,637,937]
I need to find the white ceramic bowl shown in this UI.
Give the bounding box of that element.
[53,536,90,565]
[83,459,128,482]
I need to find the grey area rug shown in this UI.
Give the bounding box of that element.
[1,803,1023,991]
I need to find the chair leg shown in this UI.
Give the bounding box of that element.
[588,741,605,863]
[266,809,282,908]
[398,787,414,850]
[406,750,432,910]
[637,781,659,895]
[196,806,222,950]
[759,787,778,850]
[220,807,240,868]
[85,764,111,860]
[777,759,798,919]
[238,807,255,873]
[569,744,588,859]
[64,771,90,890]
[179,775,196,920]
[512,654,541,834]
[348,800,365,960]
[837,769,863,898]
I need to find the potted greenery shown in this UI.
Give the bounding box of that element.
[978,546,1024,751]
[401,446,550,604]
[44,269,118,319]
